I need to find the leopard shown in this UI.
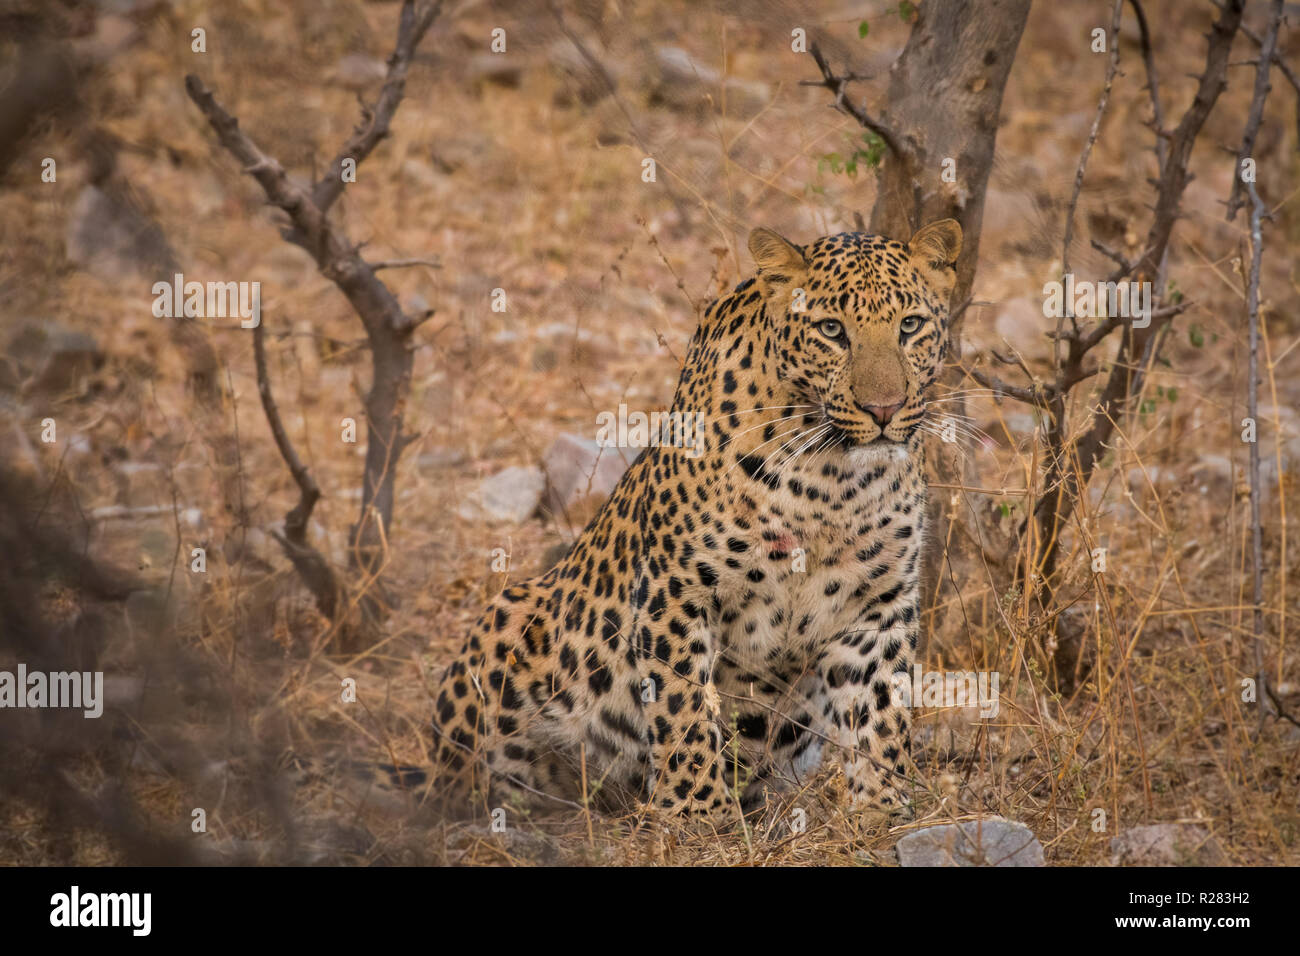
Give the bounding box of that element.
[429,218,963,820]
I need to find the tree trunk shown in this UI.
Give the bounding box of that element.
[867,0,1032,641]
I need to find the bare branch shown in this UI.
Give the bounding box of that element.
[806,41,909,164]
[1223,0,1300,140]
[1067,0,1245,491]
[253,320,338,620]
[1021,0,1246,652]
[1089,237,1134,275]
[311,0,444,214]
[1128,0,1169,172]
[962,363,1041,405]
[1226,0,1282,220]
[185,0,445,637]
[370,257,443,271]
[1057,0,1123,372]
[1244,177,1270,728]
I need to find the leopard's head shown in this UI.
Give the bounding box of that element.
[746,220,961,448]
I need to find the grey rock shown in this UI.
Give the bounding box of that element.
[1190,453,1235,500]
[103,673,146,706]
[548,37,616,106]
[896,817,1045,867]
[1255,406,1300,491]
[540,432,631,518]
[651,46,769,115]
[458,466,545,524]
[1,409,43,477]
[467,52,522,88]
[9,319,104,397]
[332,53,387,91]
[991,296,1052,363]
[65,184,176,280]
[1109,824,1226,866]
[1002,412,1038,434]
[417,446,467,471]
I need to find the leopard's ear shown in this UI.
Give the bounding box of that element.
[748,227,808,302]
[906,219,962,296]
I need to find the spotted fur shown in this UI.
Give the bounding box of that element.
[430,220,963,818]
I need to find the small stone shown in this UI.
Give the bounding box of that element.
[1109,824,1226,866]
[103,673,146,706]
[990,297,1052,363]
[9,320,105,397]
[540,540,571,570]
[467,52,522,88]
[458,466,545,524]
[1190,453,1234,499]
[548,38,616,106]
[649,46,768,116]
[540,432,631,519]
[1003,412,1038,434]
[1,408,42,477]
[896,817,1045,867]
[65,184,176,281]
[331,53,387,91]
[417,447,467,471]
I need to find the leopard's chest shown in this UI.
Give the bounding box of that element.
[701,447,922,673]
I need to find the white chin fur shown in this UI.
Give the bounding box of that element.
[846,442,909,467]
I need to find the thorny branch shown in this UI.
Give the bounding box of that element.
[253,320,337,619]
[805,42,910,169]
[184,0,444,638]
[1219,0,1300,140]
[1225,0,1282,221]
[1058,0,1123,371]
[312,0,444,214]
[953,0,1249,681]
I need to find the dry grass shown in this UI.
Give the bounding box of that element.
[1,0,1297,865]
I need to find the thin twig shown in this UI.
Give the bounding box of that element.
[252,320,338,619]
[1225,0,1282,221]
[312,0,445,214]
[806,41,909,164]
[1222,0,1300,140]
[1058,0,1122,372]
[370,257,442,271]
[1244,178,1270,729]
[1128,0,1168,173]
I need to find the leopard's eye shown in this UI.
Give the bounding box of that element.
[899,315,924,336]
[817,319,844,339]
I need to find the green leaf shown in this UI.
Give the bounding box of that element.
[899,0,916,20]
[858,20,870,38]
[1188,323,1204,348]
[1166,386,1178,402]
[998,502,1011,518]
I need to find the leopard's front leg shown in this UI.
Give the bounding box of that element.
[639,599,736,818]
[820,598,917,814]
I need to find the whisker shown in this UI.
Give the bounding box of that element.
[719,409,819,449]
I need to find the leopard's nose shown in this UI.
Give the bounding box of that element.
[859,399,904,426]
